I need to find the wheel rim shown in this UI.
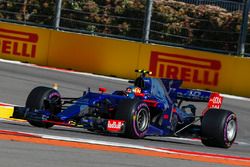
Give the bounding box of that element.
[136,108,149,131]
[227,119,236,141]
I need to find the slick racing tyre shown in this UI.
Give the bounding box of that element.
[201,109,237,148]
[115,99,150,139]
[26,86,61,128]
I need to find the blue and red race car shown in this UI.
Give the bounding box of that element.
[13,70,237,148]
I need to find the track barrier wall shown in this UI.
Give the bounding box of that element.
[1,22,250,97]
[49,31,140,78]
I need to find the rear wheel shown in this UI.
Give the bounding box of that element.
[26,86,61,128]
[115,99,150,138]
[201,109,237,148]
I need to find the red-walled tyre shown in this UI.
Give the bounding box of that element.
[26,86,61,128]
[115,99,150,139]
[201,109,237,148]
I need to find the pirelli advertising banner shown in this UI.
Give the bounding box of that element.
[0,22,50,65]
[138,44,250,97]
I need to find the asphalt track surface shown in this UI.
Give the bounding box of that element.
[0,60,250,167]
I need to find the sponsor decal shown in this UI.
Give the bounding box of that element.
[202,92,223,115]
[149,51,222,86]
[0,28,38,58]
[177,89,210,101]
[107,120,124,132]
[207,92,223,109]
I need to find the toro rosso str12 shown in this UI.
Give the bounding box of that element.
[13,70,237,148]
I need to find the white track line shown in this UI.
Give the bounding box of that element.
[221,94,250,102]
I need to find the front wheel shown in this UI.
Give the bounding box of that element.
[115,99,150,139]
[201,109,237,148]
[26,86,61,128]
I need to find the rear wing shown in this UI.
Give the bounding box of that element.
[175,88,211,102]
[176,88,223,107]
[176,88,224,115]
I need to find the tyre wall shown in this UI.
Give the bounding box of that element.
[0,22,250,97]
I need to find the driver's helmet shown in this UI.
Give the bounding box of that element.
[125,86,141,98]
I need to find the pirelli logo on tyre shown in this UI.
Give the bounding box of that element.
[0,28,38,58]
[149,51,222,86]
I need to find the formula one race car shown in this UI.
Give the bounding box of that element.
[12,70,237,148]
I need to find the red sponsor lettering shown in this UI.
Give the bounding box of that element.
[0,28,38,42]
[0,28,38,58]
[166,65,178,79]
[13,42,21,56]
[181,67,191,82]
[2,40,11,54]
[193,69,202,84]
[149,51,221,86]
[207,92,223,109]
[107,120,124,132]
[202,92,223,115]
